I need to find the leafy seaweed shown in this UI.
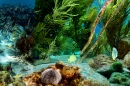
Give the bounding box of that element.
[93,0,130,55]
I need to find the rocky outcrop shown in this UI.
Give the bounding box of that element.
[117,37,130,59]
[123,51,130,68]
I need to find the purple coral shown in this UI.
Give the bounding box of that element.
[41,68,62,85]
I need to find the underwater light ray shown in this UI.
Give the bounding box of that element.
[78,0,126,63]
[80,0,114,55]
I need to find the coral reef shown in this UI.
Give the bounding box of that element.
[0,64,25,86]
[23,62,83,86]
[0,4,36,30]
[0,24,27,59]
[22,62,110,86]
[0,0,130,85]
[0,4,35,61]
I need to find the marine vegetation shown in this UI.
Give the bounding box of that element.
[79,0,130,62]
[1,0,130,85]
[33,0,97,62]
[91,0,130,58]
[34,0,55,22]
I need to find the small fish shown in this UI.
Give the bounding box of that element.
[34,10,41,13]
[112,47,118,60]
[68,54,77,63]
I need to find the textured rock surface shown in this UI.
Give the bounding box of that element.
[123,51,130,68]
[117,38,130,59]
[77,63,110,86]
[88,54,114,69]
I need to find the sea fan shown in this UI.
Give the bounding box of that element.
[41,68,62,85]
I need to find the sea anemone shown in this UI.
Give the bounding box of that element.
[41,68,62,85]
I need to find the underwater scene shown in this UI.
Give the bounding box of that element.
[0,0,130,86]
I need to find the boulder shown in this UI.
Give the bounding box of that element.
[123,51,130,68]
[77,63,110,86]
[117,38,130,59]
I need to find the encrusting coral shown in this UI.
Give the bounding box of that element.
[22,62,84,86]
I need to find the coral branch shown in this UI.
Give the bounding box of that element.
[80,0,114,55]
[78,0,126,63]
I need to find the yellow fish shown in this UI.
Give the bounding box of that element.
[68,54,77,63]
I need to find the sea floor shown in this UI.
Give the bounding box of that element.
[11,55,80,76]
[1,55,126,86]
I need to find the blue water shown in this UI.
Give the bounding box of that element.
[92,0,106,35]
[0,0,35,8]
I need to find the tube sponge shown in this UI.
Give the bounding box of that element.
[41,68,62,85]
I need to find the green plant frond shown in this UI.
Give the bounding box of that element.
[53,0,78,20]
[86,7,98,22]
[35,23,45,33]
[94,0,130,56]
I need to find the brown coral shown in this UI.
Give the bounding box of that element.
[61,66,76,79]
[16,35,34,54]
[23,72,41,86]
[23,62,83,86]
